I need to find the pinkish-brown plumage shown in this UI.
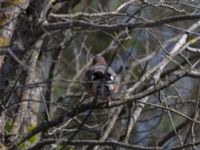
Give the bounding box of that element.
[93,55,107,65]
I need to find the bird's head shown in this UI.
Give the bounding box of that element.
[84,56,119,99]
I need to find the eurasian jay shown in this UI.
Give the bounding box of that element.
[83,56,119,99]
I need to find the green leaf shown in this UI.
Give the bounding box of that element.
[4,120,13,133]
[19,142,27,149]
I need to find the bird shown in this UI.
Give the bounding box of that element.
[83,56,119,100]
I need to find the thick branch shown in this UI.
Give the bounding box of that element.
[44,14,200,31]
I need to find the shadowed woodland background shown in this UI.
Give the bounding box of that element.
[1,0,200,149]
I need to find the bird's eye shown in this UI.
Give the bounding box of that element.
[105,73,115,81]
[90,71,104,80]
[110,75,115,81]
[90,74,96,80]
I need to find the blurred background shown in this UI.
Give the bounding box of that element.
[1,0,200,149]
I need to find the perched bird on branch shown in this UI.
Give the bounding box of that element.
[83,56,119,100]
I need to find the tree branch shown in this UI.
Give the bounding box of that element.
[44,14,200,31]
